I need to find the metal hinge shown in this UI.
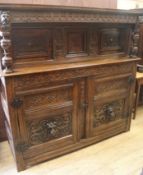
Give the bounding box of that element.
[11,97,23,108]
[15,142,29,152]
[128,75,135,85]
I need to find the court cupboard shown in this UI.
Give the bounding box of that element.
[0,4,141,171]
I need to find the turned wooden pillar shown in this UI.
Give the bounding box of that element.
[0,11,13,73]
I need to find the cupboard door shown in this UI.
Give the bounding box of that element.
[86,74,134,139]
[15,80,80,159]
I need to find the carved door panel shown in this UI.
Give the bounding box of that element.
[86,74,135,138]
[15,80,80,158]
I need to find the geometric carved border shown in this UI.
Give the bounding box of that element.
[11,11,137,24]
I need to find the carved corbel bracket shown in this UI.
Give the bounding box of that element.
[0,11,13,73]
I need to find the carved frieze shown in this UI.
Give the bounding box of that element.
[27,113,72,145]
[15,63,133,91]
[10,11,137,24]
[93,99,124,127]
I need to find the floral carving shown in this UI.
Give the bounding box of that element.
[93,99,124,127]
[27,113,72,145]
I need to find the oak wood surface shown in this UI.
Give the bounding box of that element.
[0,99,7,142]
[0,107,143,175]
[0,5,140,171]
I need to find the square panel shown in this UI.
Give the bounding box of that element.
[12,28,52,61]
[99,28,123,54]
[65,28,88,57]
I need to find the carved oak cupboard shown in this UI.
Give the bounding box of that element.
[0,4,140,171]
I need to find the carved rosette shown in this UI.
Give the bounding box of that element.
[130,20,140,58]
[0,11,13,73]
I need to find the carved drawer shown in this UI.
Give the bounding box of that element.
[13,80,80,159]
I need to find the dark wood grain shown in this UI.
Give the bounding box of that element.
[0,4,140,172]
[0,101,7,142]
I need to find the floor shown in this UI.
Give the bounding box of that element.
[1,107,143,175]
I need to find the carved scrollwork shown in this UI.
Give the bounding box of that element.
[0,11,13,73]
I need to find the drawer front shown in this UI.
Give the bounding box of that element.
[14,80,81,159]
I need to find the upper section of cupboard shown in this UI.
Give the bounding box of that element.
[0,4,141,75]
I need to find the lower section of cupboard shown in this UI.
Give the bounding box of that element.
[1,61,136,171]
[17,119,129,170]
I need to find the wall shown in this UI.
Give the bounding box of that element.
[118,0,143,9]
[0,0,117,9]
